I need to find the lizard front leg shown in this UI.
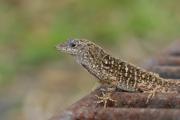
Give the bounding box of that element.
[143,85,162,104]
[95,86,117,108]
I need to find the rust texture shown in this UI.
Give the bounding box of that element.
[50,41,180,120]
[51,108,180,120]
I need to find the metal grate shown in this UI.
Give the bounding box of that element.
[50,41,180,120]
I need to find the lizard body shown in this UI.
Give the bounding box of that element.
[57,39,180,106]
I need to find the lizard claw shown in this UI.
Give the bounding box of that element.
[146,92,155,104]
[95,92,116,108]
[145,88,157,104]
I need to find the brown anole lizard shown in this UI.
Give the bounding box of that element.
[56,39,180,107]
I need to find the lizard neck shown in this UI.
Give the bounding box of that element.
[76,46,109,82]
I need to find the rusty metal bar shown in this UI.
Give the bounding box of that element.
[66,87,180,109]
[150,66,180,79]
[165,41,180,56]
[51,108,180,120]
[110,91,180,108]
[51,88,180,120]
[147,56,180,66]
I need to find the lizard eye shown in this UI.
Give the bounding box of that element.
[69,42,76,48]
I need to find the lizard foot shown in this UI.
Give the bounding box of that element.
[145,85,164,104]
[146,91,156,104]
[145,87,159,104]
[95,92,116,108]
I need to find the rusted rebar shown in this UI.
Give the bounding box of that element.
[51,108,180,120]
[146,56,180,66]
[150,66,180,79]
[50,86,180,120]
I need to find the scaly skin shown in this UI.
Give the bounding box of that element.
[57,39,180,107]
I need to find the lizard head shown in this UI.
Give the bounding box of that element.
[57,39,109,81]
[56,39,93,56]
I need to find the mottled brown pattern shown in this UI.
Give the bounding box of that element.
[57,39,180,94]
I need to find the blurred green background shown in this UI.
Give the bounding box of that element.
[0,0,180,120]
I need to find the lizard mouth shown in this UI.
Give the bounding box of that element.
[56,43,75,55]
[56,43,67,52]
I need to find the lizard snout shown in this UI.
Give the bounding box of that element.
[56,42,67,51]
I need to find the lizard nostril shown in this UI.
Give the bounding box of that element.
[56,44,65,51]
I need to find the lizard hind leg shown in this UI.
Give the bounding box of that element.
[95,87,117,108]
[146,90,156,104]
